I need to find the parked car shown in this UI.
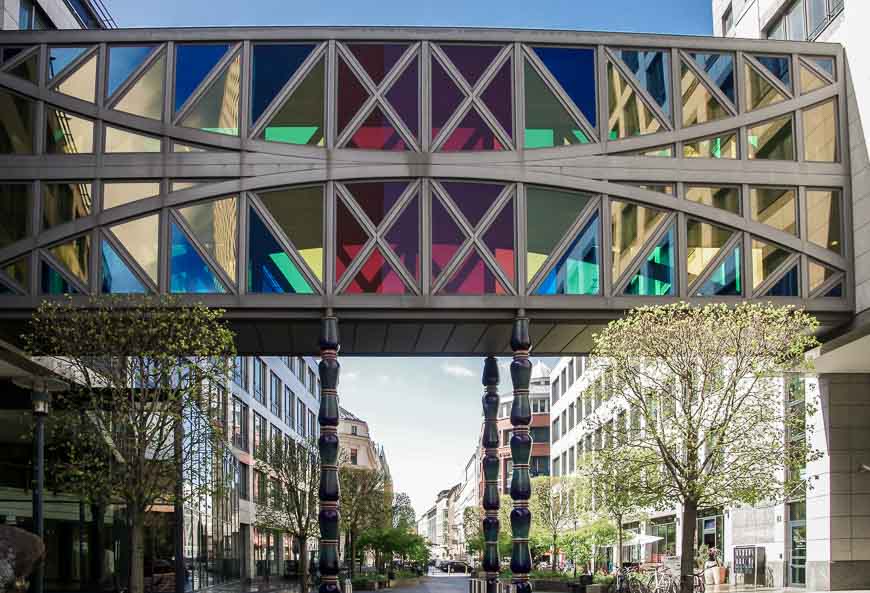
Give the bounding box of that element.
[439,561,472,574]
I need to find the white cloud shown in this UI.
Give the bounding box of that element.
[442,362,475,378]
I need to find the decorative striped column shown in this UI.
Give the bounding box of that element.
[318,316,341,593]
[509,317,533,593]
[481,356,501,593]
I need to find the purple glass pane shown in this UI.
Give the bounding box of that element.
[346,105,407,151]
[439,248,508,295]
[431,57,464,137]
[440,44,503,87]
[431,194,466,280]
[344,247,408,294]
[441,181,504,228]
[345,181,408,227]
[384,193,420,282]
[440,108,505,152]
[482,198,515,285]
[481,59,512,137]
[346,43,409,85]
[338,57,369,136]
[386,58,419,139]
[336,198,369,282]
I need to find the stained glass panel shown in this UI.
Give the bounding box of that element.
[526,186,593,281]
[179,54,241,136]
[438,249,508,295]
[251,44,314,123]
[808,260,837,294]
[343,247,409,294]
[0,184,31,248]
[680,60,729,128]
[610,200,666,283]
[686,220,734,286]
[607,62,662,139]
[806,189,841,253]
[696,245,741,296]
[764,265,799,297]
[260,58,324,146]
[110,215,159,283]
[48,47,87,79]
[440,44,502,87]
[751,238,791,290]
[169,221,227,293]
[431,57,464,137]
[481,198,514,285]
[247,207,313,294]
[756,55,791,89]
[613,50,671,117]
[524,60,588,148]
[808,57,834,79]
[337,57,369,136]
[257,186,324,282]
[531,46,596,127]
[822,283,842,298]
[335,198,369,282]
[431,194,465,280]
[535,215,600,295]
[690,52,735,103]
[174,43,229,113]
[683,133,737,158]
[107,46,155,97]
[7,53,38,84]
[101,240,146,293]
[481,59,512,137]
[384,194,420,282]
[344,181,407,227]
[41,260,79,294]
[441,181,503,229]
[803,100,837,162]
[440,108,505,151]
[748,115,794,160]
[45,109,93,154]
[346,105,408,150]
[42,182,92,229]
[685,185,740,214]
[750,187,797,235]
[2,257,29,291]
[799,63,827,94]
[48,235,90,285]
[54,53,96,102]
[386,58,419,139]
[623,226,674,296]
[114,53,164,120]
[178,196,238,283]
[346,43,408,85]
[103,181,160,210]
[744,63,786,111]
[104,126,161,152]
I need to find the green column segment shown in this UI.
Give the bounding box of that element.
[509,317,533,593]
[480,356,501,593]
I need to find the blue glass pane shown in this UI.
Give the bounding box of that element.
[809,57,834,79]
[535,215,599,295]
[48,47,87,79]
[248,208,313,294]
[531,46,596,127]
[756,56,791,89]
[107,46,154,97]
[696,246,741,296]
[174,44,229,112]
[822,282,842,298]
[0,281,14,295]
[765,265,799,296]
[624,226,674,296]
[251,44,314,124]
[614,50,671,118]
[691,52,735,103]
[41,261,79,294]
[169,222,226,293]
[101,240,146,293]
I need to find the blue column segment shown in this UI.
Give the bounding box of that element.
[480,355,500,593]
[510,317,533,592]
[318,317,342,593]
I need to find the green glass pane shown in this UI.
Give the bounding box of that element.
[101,240,146,294]
[42,182,92,229]
[260,59,324,146]
[624,226,674,296]
[806,189,841,254]
[799,63,827,94]
[41,260,79,295]
[751,238,791,290]
[808,260,837,294]
[48,235,90,285]
[54,54,97,103]
[526,186,593,281]
[802,100,837,162]
[104,126,161,153]
[45,109,94,154]
[0,89,35,154]
[2,257,30,291]
[8,53,39,84]
[685,186,741,214]
[113,53,165,120]
[686,219,734,286]
[257,186,324,283]
[607,62,662,139]
[535,214,600,295]
[110,214,159,284]
[680,60,729,127]
[247,207,313,294]
[744,63,785,111]
[750,187,797,235]
[696,246,741,296]
[683,133,737,158]
[103,181,160,210]
[524,59,587,149]
[610,199,666,283]
[179,53,240,136]
[178,196,238,283]
[748,115,794,160]
[0,184,31,248]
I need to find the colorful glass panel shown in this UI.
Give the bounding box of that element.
[808,57,834,79]
[531,46,596,127]
[251,43,314,123]
[610,200,666,283]
[431,56,464,137]
[441,181,503,229]
[384,194,420,282]
[42,182,91,229]
[48,47,87,79]
[613,49,671,117]
[431,194,465,280]
[45,109,93,154]
[607,62,662,139]
[174,43,229,112]
[526,186,593,281]
[744,63,786,111]
[680,60,729,128]
[535,215,600,295]
[169,221,226,293]
[337,56,369,136]
[696,245,741,296]
[260,58,324,146]
[344,181,406,227]
[386,58,419,139]
[481,198,515,285]
[0,184,31,248]
[481,59,512,137]
[110,215,159,284]
[756,55,791,89]
[750,187,797,235]
[439,249,508,295]
[7,52,38,84]
[686,220,734,286]
[48,235,89,285]
[346,43,408,85]
[101,240,146,293]
[107,46,154,97]
[257,186,324,282]
[343,247,409,294]
[822,283,842,298]
[808,260,836,294]
[806,189,841,253]
[623,226,674,296]
[114,53,164,120]
[683,133,737,158]
[335,197,369,282]
[799,62,827,94]
[685,185,740,214]
[803,100,837,162]
[440,108,505,151]
[440,44,502,87]
[178,196,238,283]
[0,90,33,152]
[690,52,735,103]
[764,265,799,297]
[2,257,29,291]
[103,181,160,210]
[179,54,240,136]
[346,105,408,150]
[104,126,161,152]
[524,60,588,148]
[247,207,313,294]
[751,238,791,290]
[41,260,79,294]
[748,116,794,160]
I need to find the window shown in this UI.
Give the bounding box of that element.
[253,357,266,404]
[721,3,733,33]
[297,401,306,436]
[351,424,358,436]
[552,419,560,442]
[577,396,584,420]
[281,356,291,368]
[530,456,550,476]
[296,356,305,378]
[216,384,228,429]
[551,378,560,404]
[505,459,513,492]
[232,356,248,390]
[531,398,549,414]
[253,470,267,504]
[270,423,282,449]
[238,462,250,500]
[553,456,560,477]
[350,448,359,465]
[561,411,567,436]
[568,403,575,429]
[307,368,317,395]
[18,0,54,30]
[308,410,317,439]
[561,452,567,474]
[269,372,282,417]
[231,397,249,451]
[766,0,842,41]
[568,359,575,386]
[503,429,512,446]
[284,386,295,429]
[568,446,575,473]
[530,426,549,443]
[253,412,267,457]
[560,369,567,395]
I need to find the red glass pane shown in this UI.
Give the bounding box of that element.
[431,57,464,138]
[338,57,369,136]
[482,198,515,285]
[344,247,409,294]
[344,181,407,227]
[440,44,503,87]
[440,181,504,228]
[438,248,508,295]
[431,194,466,280]
[384,193,420,282]
[440,108,505,152]
[481,59,513,137]
[346,105,408,150]
[336,198,369,282]
[346,43,408,85]
[386,58,419,139]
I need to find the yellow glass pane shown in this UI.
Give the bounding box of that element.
[179,54,241,136]
[42,182,92,229]
[751,238,790,290]
[802,100,837,162]
[806,189,841,253]
[114,54,165,120]
[171,181,202,191]
[48,235,90,284]
[750,187,797,235]
[685,186,741,214]
[103,181,161,209]
[45,109,94,154]
[681,61,729,127]
[54,54,97,103]
[178,196,238,282]
[173,142,206,152]
[683,133,737,159]
[744,63,785,111]
[747,115,794,160]
[808,260,836,294]
[610,199,666,282]
[110,215,159,283]
[607,62,662,139]
[104,126,161,153]
[799,63,827,94]
[2,257,29,289]
[686,220,734,285]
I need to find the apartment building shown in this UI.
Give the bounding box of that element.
[339,406,391,474]
[1,0,114,30]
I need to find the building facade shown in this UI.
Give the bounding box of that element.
[2,0,114,31]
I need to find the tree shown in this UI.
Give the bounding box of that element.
[254,435,320,592]
[26,295,235,593]
[339,466,389,576]
[589,303,819,593]
[558,530,591,577]
[530,476,579,568]
[462,506,483,558]
[392,492,416,530]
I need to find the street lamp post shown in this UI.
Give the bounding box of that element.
[31,391,49,593]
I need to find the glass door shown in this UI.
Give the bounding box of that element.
[789,501,807,586]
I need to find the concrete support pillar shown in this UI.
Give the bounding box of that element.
[318,316,341,593]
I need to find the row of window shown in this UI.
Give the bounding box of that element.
[233,355,319,404]
[551,356,588,404]
[229,393,318,454]
[498,397,550,418]
[766,0,844,41]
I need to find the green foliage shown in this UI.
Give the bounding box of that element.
[340,465,390,575]
[358,526,429,565]
[558,530,592,571]
[593,574,615,586]
[392,492,416,530]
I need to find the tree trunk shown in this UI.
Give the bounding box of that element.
[129,508,145,593]
[679,499,699,593]
[553,532,558,569]
[616,518,623,571]
[350,531,356,578]
[298,535,308,593]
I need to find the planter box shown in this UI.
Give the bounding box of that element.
[528,579,579,592]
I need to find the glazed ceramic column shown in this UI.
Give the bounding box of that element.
[480,356,501,593]
[318,316,341,593]
[509,317,533,593]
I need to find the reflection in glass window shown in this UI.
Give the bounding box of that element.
[696,246,741,296]
[623,226,674,296]
[524,60,588,148]
[48,235,90,285]
[535,215,600,296]
[178,197,238,283]
[42,182,92,229]
[0,184,31,248]
[687,220,735,286]
[748,115,795,160]
[113,53,165,120]
[179,53,241,136]
[802,100,837,162]
[680,61,729,128]
[751,239,791,290]
[799,63,827,94]
[611,200,666,283]
[169,222,227,293]
[683,133,737,159]
[750,187,797,235]
[526,186,594,282]
[612,50,671,117]
[54,54,97,103]
[104,126,161,153]
[744,63,786,111]
[685,186,741,214]
[41,261,78,294]
[109,215,159,284]
[260,59,325,146]
[257,186,324,282]
[107,46,154,98]
[806,189,841,253]
[45,109,94,154]
[101,240,146,293]
[103,181,161,209]
[607,63,662,139]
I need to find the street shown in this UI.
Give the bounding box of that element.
[393,575,470,593]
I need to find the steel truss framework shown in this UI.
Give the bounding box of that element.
[0,27,855,354]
